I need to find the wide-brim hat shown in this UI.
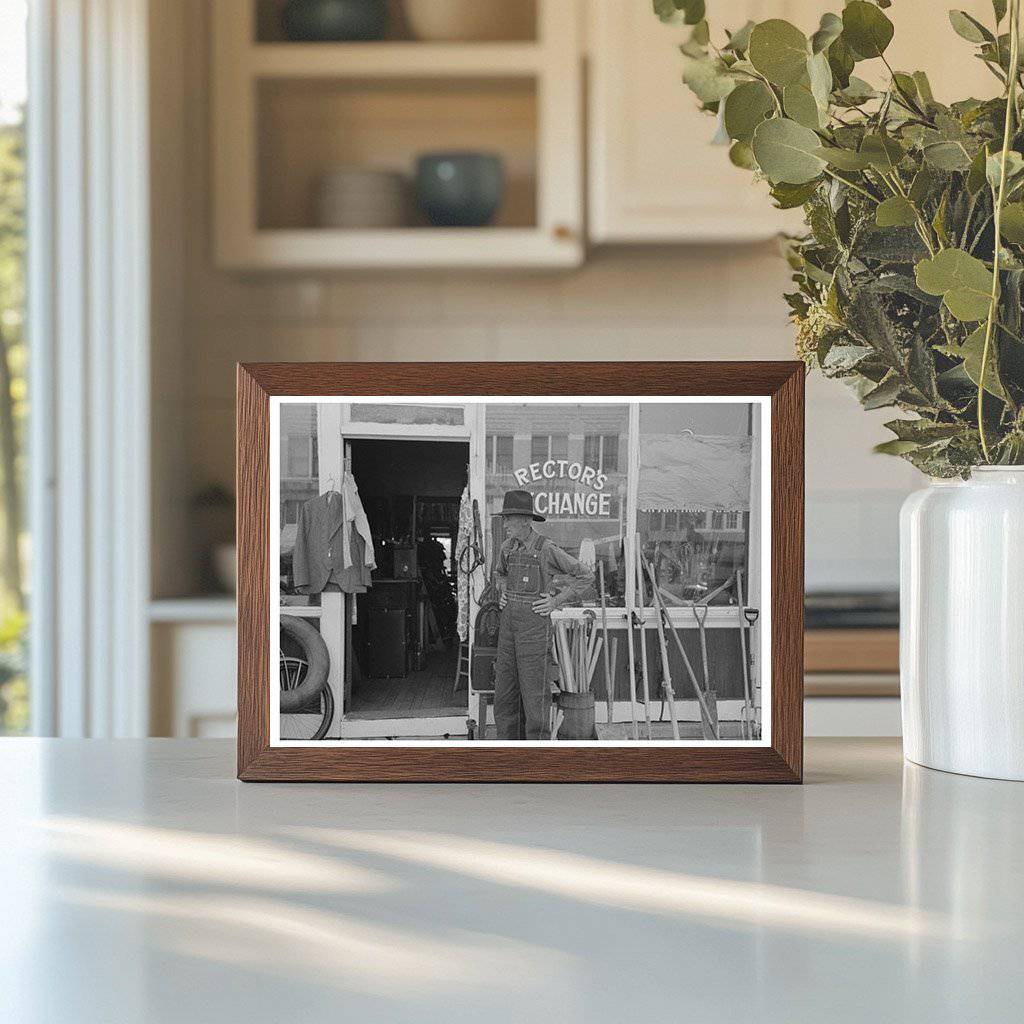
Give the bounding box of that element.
[498,489,544,522]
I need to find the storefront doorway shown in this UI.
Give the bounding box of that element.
[345,438,469,725]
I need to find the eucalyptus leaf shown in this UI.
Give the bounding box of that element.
[729,140,758,170]
[783,83,822,129]
[724,20,755,53]
[748,19,810,87]
[909,165,937,205]
[836,76,878,105]
[825,34,854,90]
[654,0,705,26]
[810,12,843,54]
[874,439,921,455]
[807,51,833,111]
[948,10,993,44]
[724,81,775,143]
[690,19,710,46]
[923,141,973,171]
[861,133,906,173]
[915,249,994,321]
[967,143,993,193]
[681,55,737,103]
[876,196,918,228]
[842,1,895,60]
[862,375,903,410]
[885,419,963,443]
[986,150,1024,190]
[958,324,1007,398]
[752,117,827,184]
[770,179,821,209]
[1000,202,1024,243]
[814,146,872,171]
[912,71,935,105]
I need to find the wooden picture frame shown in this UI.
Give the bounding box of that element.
[237,362,804,782]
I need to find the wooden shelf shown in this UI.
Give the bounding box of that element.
[218,227,579,270]
[212,0,583,269]
[249,42,545,79]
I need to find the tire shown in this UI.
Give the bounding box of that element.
[279,615,331,713]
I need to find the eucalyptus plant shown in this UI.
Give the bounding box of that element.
[658,0,1024,475]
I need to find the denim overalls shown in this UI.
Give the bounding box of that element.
[494,532,552,740]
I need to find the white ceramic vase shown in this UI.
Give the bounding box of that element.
[900,468,1024,780]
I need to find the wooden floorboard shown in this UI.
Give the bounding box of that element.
[348,646,467,720]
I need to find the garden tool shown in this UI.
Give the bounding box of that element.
[735,569,756,740]
[598,561,615,724]
[640,549,681,742]
[622,543,641,741]
[634,543,654,740]
[642,547,717,740]
[691,602,718,739]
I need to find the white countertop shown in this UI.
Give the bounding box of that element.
[2,738,1021,1023]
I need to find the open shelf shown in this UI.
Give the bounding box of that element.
[249,42,544,77]
[254,0,538,45]
[213,0,581,269]
[257,76,537,232]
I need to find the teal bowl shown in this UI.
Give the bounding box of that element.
[415,152,505,228]
[281,0,388,42]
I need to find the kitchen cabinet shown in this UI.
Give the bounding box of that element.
[211,0,584,269]
[587,0,999,244]
[588,1,811,243]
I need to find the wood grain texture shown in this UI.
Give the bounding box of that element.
[236,361,805,783]
[805,629,899,675]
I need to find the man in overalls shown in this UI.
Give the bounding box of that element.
[494,489,594,740]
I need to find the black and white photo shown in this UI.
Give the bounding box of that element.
[271,396,768,745]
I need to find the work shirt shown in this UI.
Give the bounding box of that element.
[495,529,594,606]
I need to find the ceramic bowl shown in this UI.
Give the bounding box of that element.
[414,152,505,228]
[403,0,534,42]
[281,0,388,42]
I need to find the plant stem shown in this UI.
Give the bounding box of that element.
[821,167,879,203]
[979,0,1021,463]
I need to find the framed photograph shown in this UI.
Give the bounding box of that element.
[237,362,804,782]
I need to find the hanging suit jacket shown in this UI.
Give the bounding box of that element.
[292,485,375,595]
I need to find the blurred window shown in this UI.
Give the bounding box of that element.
[0,1,27,734]
[636,403,752,605]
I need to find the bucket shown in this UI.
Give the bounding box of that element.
[557,691,596,740]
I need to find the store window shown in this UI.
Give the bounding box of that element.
[530,433,568,461]
[488,434,513,474]
[636,403,753,605]
[486,404,628,606]
[583,433,619,473]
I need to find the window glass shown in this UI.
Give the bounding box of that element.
[485,403,629,606]
[286,435,311,478]
[279,404,320,600]
[493,434,513,473]
[636,403,753,606]
[349,403,464,426]
[603,434,619,472]
[0,3,27,734]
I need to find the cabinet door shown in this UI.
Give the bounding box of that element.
[588,1,814,243]
[588,1,1003,245]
